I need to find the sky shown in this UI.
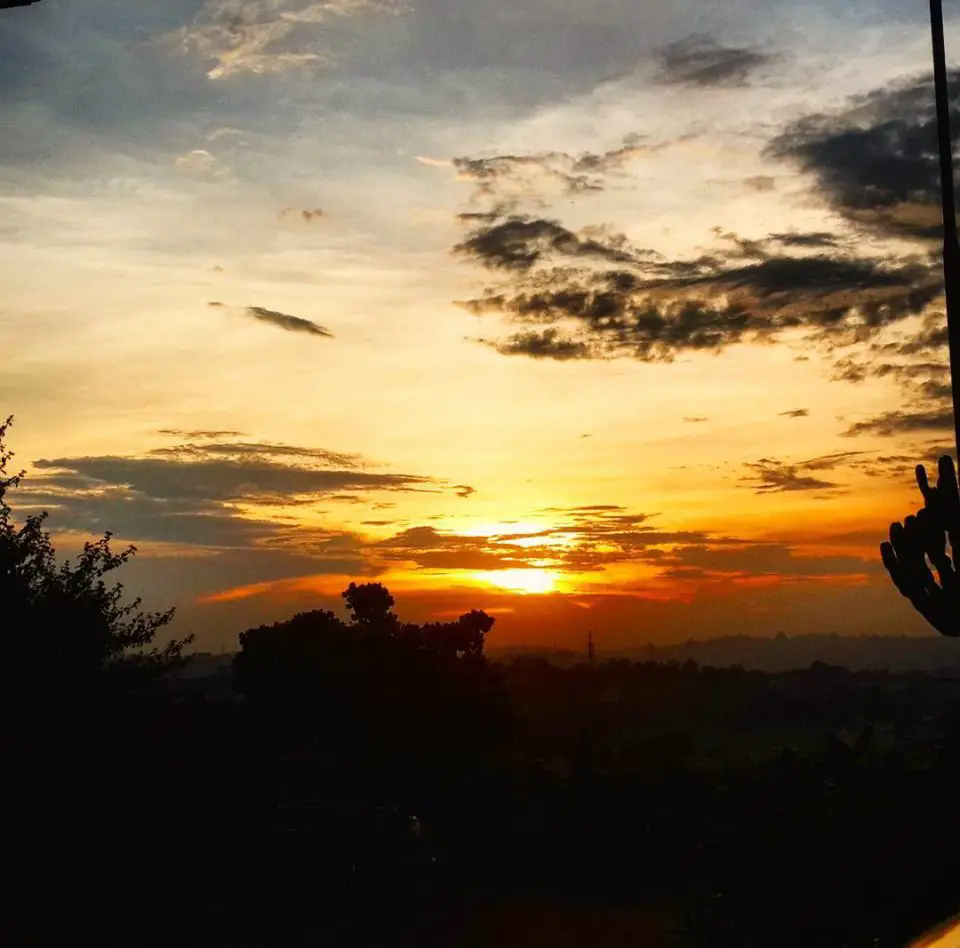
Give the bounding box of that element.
[2,0,959,652]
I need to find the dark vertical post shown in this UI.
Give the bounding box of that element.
[930,0,960,458]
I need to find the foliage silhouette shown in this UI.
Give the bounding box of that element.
[882,455,960,636]
[233,583,509,782]
[1,417,192,692]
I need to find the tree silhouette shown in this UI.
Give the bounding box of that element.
[343,580,397,629]
[882,455,960,637]
[1,417,192,692]
[233,585,507,780]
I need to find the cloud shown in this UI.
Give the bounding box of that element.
[166,0,406,81]
[655,34,775,88]
[684,416,709,423]
[661,543,872,581]
[768,69,959,241]
[149,440,365,469]
[843,409,955,437]
[366,506,875,588]
[769,232,839,249]
[174,148,228,177]
[743,175,776,193]
[457,212,939,362]
[454,214,652,272]
[449,135,679,204]
[740,451,864,493]
[13,435,476,572]
[874,314,948,357]
[158,428,246,440]
[280,207,325,221]
[830,315,952,432]
[486,329,596,361]
[243,306,333,337]
[779,409,809,418]
[742,460,841,494]
[31,442,436,505]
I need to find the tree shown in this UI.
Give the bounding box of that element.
[342,581,397,629]
[1,417,191,693]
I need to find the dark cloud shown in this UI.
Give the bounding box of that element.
[779,409,809,418]
[453,215,651,271]
[769,232,840,249]
[662,543,872,580]
[457,212,938,361]
[843,409,955,437]
[488,329,596,361]
[741,451,863,493]
[14,434,475,562]
[17,487,279,548]
[373,526,529,572]
[684,416,709,423]
[244,306,333,337]
[742,460,840,494]
[32,445,436,505]
[655,34,775,88]
[768,69,959,241]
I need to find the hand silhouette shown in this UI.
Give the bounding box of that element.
[881,456,960,637]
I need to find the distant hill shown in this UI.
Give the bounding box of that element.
[490,635,960,673]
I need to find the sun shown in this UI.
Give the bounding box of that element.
[476,568,559,595]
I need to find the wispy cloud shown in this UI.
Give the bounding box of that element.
[166,0,406,81]
[449,135,681,204]
[741,452,863,493]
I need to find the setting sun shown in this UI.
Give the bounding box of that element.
[477,569,560,595]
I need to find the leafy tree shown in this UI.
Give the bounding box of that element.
[1,416,191,694]
[342,580,397,628]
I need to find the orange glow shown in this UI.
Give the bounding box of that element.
[473,568,560,595]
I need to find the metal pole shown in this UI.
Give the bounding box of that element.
[930,0,960,459]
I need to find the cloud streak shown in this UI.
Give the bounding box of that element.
[245,305,333,337]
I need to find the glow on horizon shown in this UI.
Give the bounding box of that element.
[475,568,561,595]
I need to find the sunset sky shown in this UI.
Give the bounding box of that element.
[2,0,958,651]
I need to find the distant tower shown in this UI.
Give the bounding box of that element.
[587,630,596,667]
